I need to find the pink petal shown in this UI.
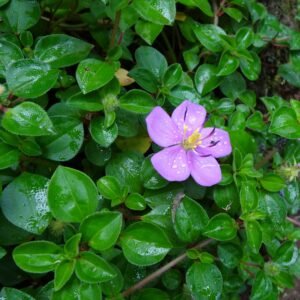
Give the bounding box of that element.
[197,128,232,158]
[146,107,182,147]
[187,151,221,186]
[151,145,190,182]
[171,100,206,136]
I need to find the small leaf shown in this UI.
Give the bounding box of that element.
[75,251,117,283]
[269,107,300,139]
[54,260,75,291]
[2,102,54,136]
[1,173,51,234]
[245,220,262,254]
[0,143,20,169]
[97,176,123,200]
[163,63,183,89]
[80,211,122,251]
[119,89,156,114]
[260,173,285,192]
[64,233,82,258]
[173,196,209,243]
[203,213,237,241]
[34,34,93,68]
[217,52,240,76]
[186,263,223,299]
[76,58,116,94]
[135,20,163,45]
[13,241,64,273]
[132,0,176,25]
[195,64,221,95]
[274,241,298,266]
[120,222,172,266]
[48,166,98,223]
[89,116,118,147]
[217,243,242,269]
[6,59,59,98]
[236,27,254,48]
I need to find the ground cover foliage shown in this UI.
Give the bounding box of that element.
[0,0,300,299]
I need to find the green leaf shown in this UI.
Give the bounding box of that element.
[119,89,155,114]
[2,102,54,137]
[0,143,20,169]
[245,220,262,254]
[203,213,237,241]
[54,260,75,291]
[1,173,51,234]
[97,176,123,200]
[101,265,124,296]
[194,24,226,52]
[240,180,258,213]
[167,86,200,107]
[0,40,23,75]
[13,241,64,273]
[246,111,266,132]
[269,107,300,139]
[0,287,35,300]
[0,247,6,259]
[48,166,98,223]
[120,222,172,266]
[66,92,103,112]
[240,51,261,81]
[274,241,298,267]
[135,20,163,45]
[3,0,40,33]
[141,157,168,190]
[64,233,82,258]
[76,59,117,94]
[173,196,209,243]
[129,68,159,93]
[217,243,242,269]
[125,193,147,211]
[224,7,243,22]
[183,46,200,71]
[195,64,221,95]
[236,27,254,48]
[132,0,176,25]
[186,263,223,299]
[220,72,246,99]
[19,138,42,156]
[52,276,102,300]
[163,63,183,89]
[6,59,59,98]
[89,116,118,147]
[80,211,122,251]
[34,34,93,68]
[213,184,239,212]
[135,46,168,79]
[133,288,170,300]
[260,173,285,192]
[75,251,117,283]
[217,52,240,76]
[229,130,257,156]
[106,152,144,193]
[38,116,84,161]
[278,63,300,88]
[251,272,273,300]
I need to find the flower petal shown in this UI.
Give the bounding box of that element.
[197,128,232,158]
[151,145,190,182]
[171,100,206,135]
[187,151,221,186]
[146,107,182,147]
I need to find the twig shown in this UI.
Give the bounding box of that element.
[255,148,277,169]
[287,216,300,227]
[212,0,219,25]
[109,11,121,50]
[161,31,177,63]
[121,239,212,298]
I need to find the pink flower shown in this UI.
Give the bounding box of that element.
[146,100,232,186]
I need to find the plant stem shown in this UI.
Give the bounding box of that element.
[161,31,177,63]
[109,11,121,50]
[255,148,277,169]
[287,216,300,227]
[121,239,212,298]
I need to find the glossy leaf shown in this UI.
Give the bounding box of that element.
[195,64,221,95]
[6,59,59,98]
[120,222,172,266]
[34,34,93,68]
[48,166,98,222]
[54,260,75,291]
[13,241,64,273]
[76,59,116,94]
[0,143,20,169]
[1,173,51,234]
[75,251,117,283]
[80,211,123,251]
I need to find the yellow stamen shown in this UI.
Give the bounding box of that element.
[182,126,202,150]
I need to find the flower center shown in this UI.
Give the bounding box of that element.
[182,126,202,150]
